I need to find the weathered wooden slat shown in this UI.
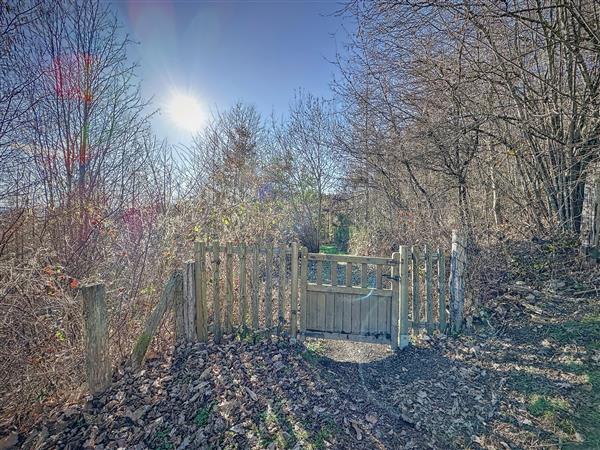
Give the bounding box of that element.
[130,271,180,370]
[450,230,466,333]
[438,248,447,332]
[82,283,111,393]
[316,260,323,285]
[399,246,410,349]
[290,243,299,339]
[251,245,259,330]
[278,247,286,334]
[299,247,308,334]
[225,243,234,334]
[239,244,247,328]
[411,246,421,330]
[306,284,392,297]
[375,265,382,289]
[308,253,396,266]
[425,245,434,335]
[212,242,222,343]
[265,244,273,330]
[361,263,368,288]
[194,242,208,342]
[345,262,353,287]
[183,261,197,341]
[342,293,351,334]
[318,292,326,330]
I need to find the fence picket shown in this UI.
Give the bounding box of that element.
[278,247,286,334]
[399,246,410,349]
[265,244,273,330]
[411,246,420,330]
[438,248,447,332]
[212,242,222,343]
[239,244,247,328]
[194,242,208,342]
[391,253,400,351]
[252,246,259,330]
[225,243,233,334]
[425,245,433,335]
[290,243,299,339]
[300,247,308,335]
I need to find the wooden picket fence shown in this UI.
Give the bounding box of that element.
[80,232,467,394]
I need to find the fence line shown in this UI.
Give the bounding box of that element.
[81,234,466,394]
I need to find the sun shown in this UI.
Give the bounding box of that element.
[165,91,204,133]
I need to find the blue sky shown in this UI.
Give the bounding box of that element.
[111,0,350,144]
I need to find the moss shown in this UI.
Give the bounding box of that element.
[131,332,152,366]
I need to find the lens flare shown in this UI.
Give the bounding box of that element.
[165,91,203,133]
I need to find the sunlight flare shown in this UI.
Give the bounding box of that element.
[165,90,204,133]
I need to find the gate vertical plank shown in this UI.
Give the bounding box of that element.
[315,260,325,330]
[299,247,308,335]
[290,243,299,340]
[375,265,385,334]
[325,261,338,332]
[411,246,420,330]
[391,252,400,350]
[82,283,111,393]
[194,242,208,342]
[225,243,233,334]
[239,244,247,329]
[251,246,259,330]
[332,262,341,332]
[265,244,273,330]
[425,245,433,335]
[437,248,447,332]
[399,246,410,349]
[212,242,222,343]
[278,248,286,334]
[344,262,353,334]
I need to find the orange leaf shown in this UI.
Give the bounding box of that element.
[70,278,79,289]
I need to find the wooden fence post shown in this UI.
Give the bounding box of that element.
[82,283,111,394]
[194,242,208,342]
[299,247,308,338]
[212,242,222,343]
[183,261,197,341]
[391,252,400,351]
[450,230,466,333]
[437,248,447,332]
[290,242,299,341]
[399,246,410,349]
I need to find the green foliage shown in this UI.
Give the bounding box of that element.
[527,395,569,418]
[194,403,213,427]
[319,244,338,254]
[333,213,351,253]
[151,426,174,450]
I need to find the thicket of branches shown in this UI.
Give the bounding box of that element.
[1,0,598,429]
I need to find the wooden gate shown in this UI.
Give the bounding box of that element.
[299,251,402,348]
[298,246,447,350]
